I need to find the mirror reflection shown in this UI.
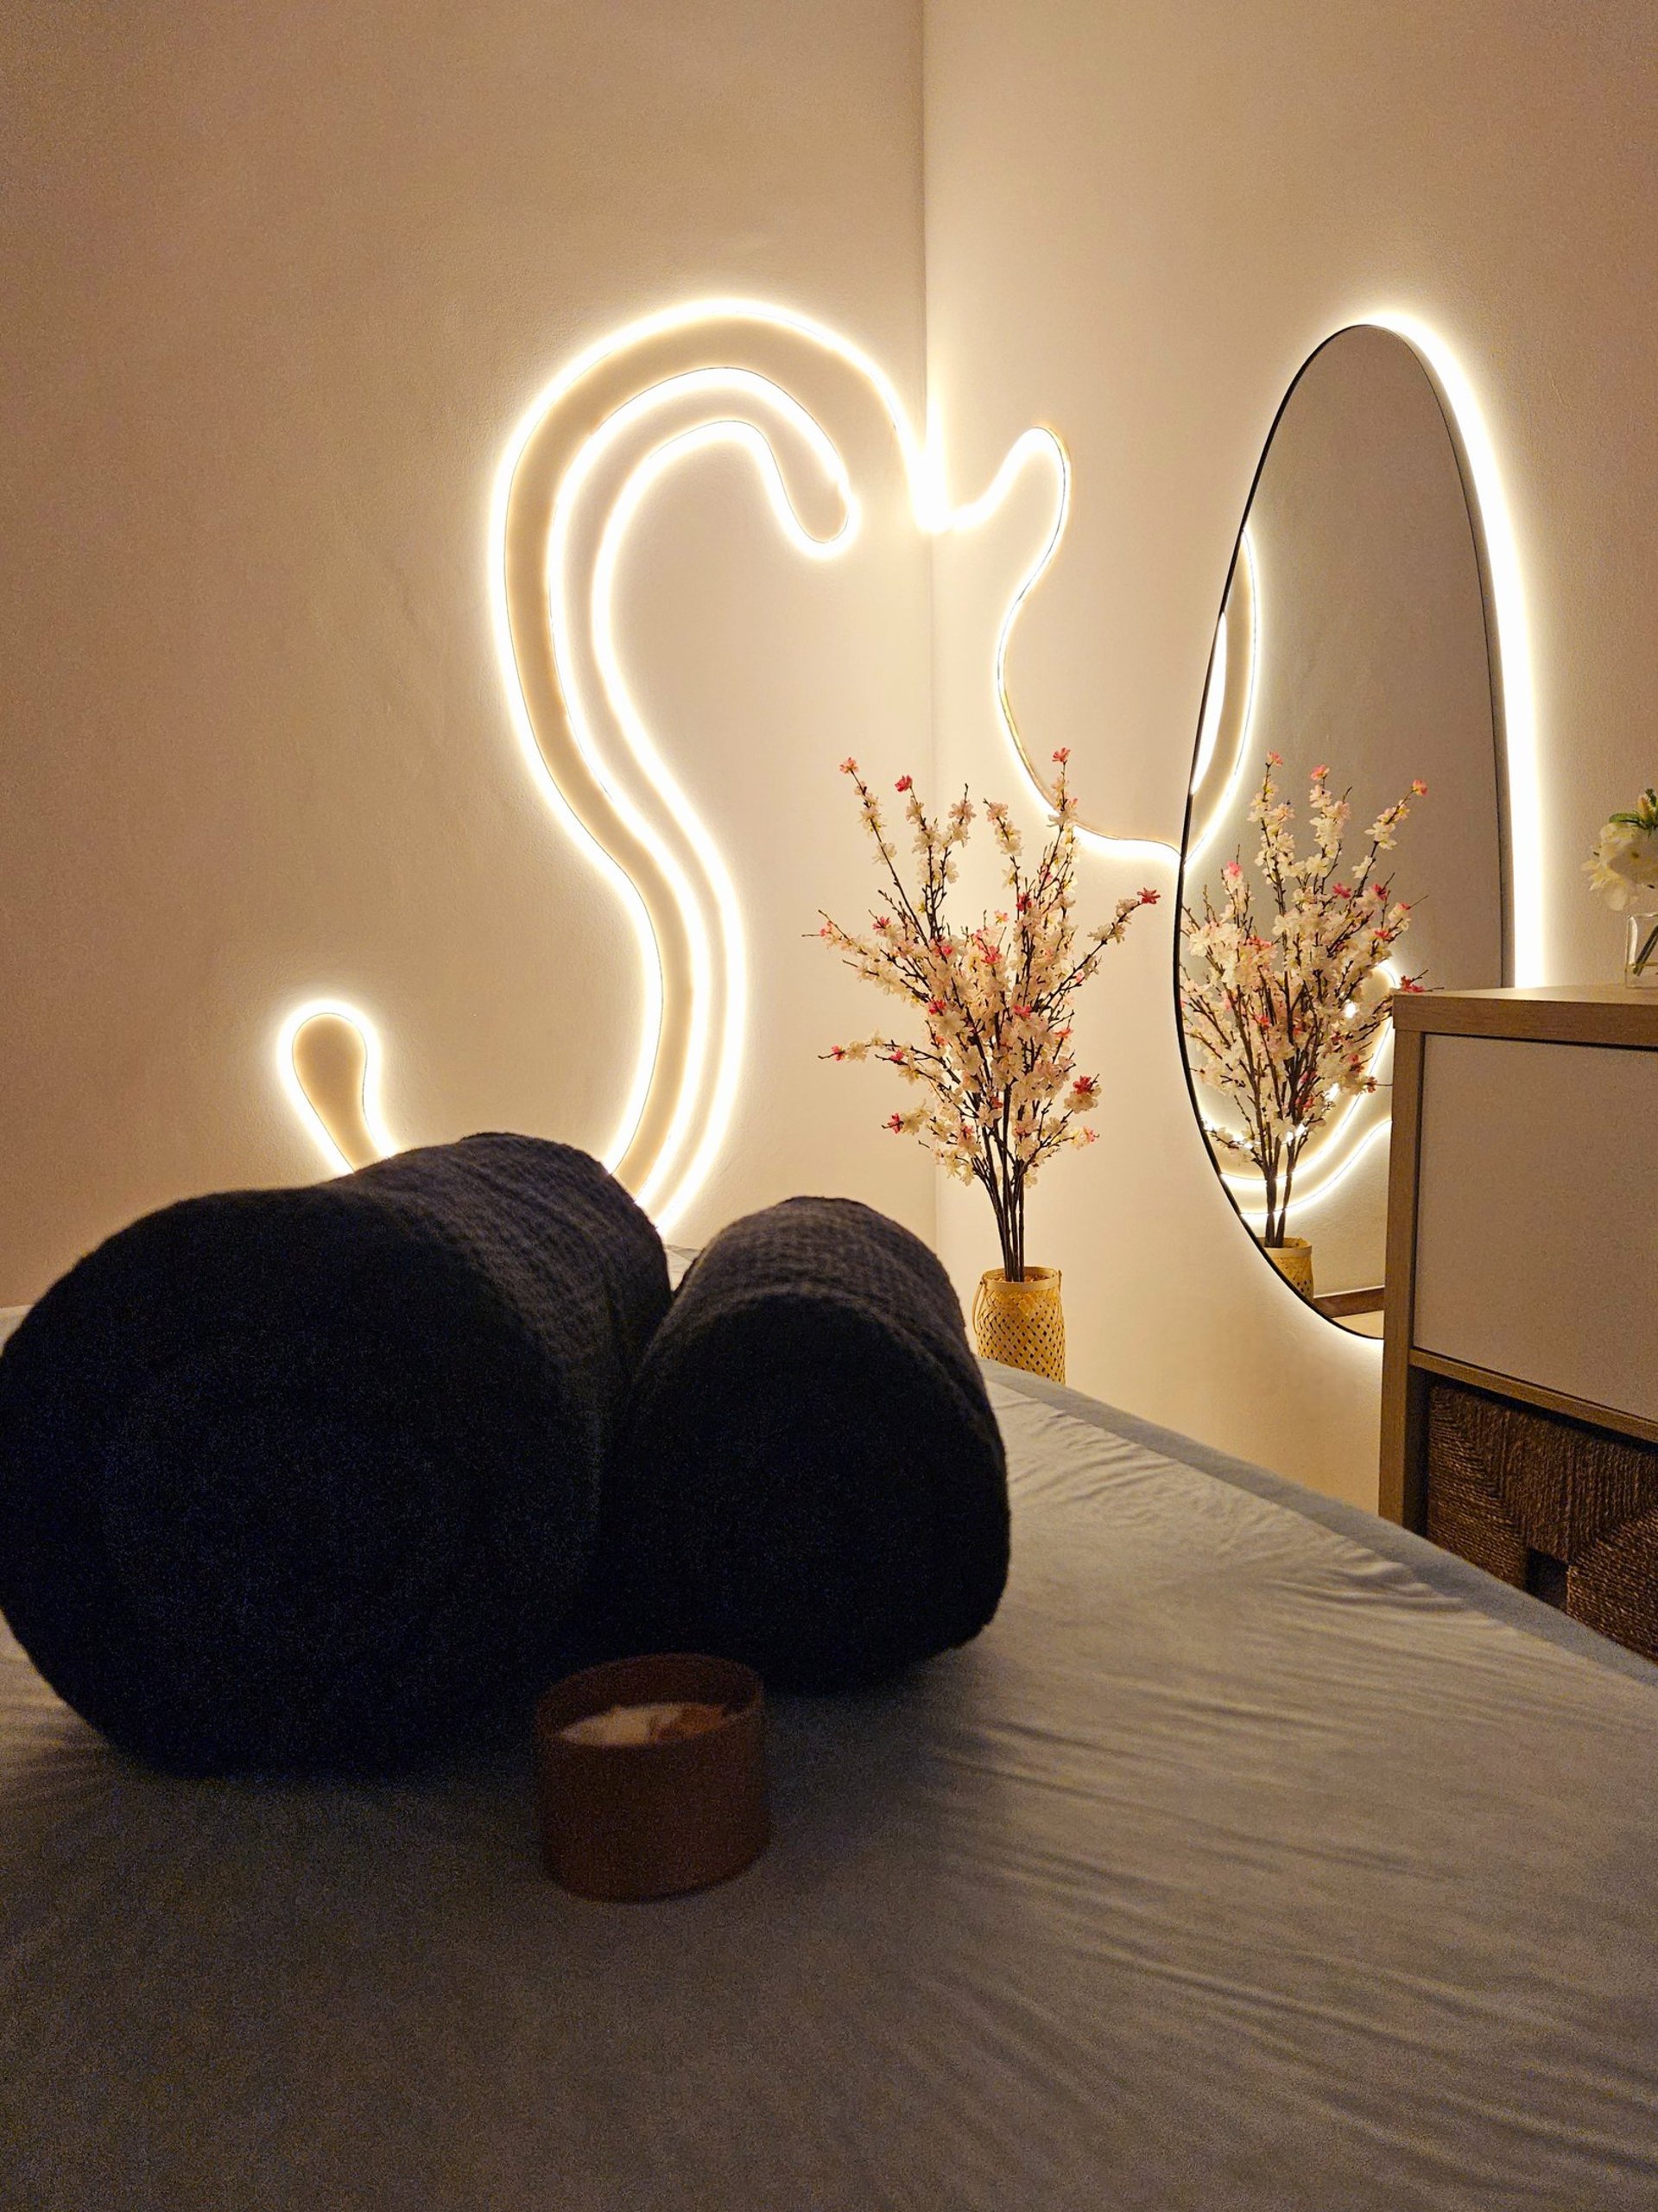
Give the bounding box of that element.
[1177,326,1505,1336]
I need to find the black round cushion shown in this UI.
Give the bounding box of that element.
[0,1135,668,1775]
[599,1196,1009,1690]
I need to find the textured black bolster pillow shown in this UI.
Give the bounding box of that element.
[0,1135,668,1776]
[598,1196,1009,1692]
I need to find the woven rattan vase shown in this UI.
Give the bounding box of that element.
[1263,1237,1314,1296]
[973,1266,1065,1383]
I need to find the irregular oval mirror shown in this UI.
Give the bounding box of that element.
[1178,326,1506,1336]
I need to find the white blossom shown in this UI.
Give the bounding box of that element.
[1586,792,1658,914]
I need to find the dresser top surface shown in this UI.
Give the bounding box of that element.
[1392,984,1658,1046]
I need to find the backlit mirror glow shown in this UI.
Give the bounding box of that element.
[1177,326,1507,1336]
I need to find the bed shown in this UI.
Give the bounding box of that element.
[3,1360,1656,2210]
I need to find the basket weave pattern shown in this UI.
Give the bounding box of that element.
[973,1267,1065,1384]
[1264,1238,1314,1295]
[1425,1376,1658,1665]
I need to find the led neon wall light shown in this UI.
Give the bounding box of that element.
[275,304,1538,1243]
[276,999,397,1176]
[484,301,1102,1233]
[278,299,1133,1229]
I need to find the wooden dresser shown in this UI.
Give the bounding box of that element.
[1380,986,1658,1663]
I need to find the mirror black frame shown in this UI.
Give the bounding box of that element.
[1171,322,1514,1330]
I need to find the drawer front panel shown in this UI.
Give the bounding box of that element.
[1414,1034,1658,1423]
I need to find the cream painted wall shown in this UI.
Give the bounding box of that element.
[6,0,1654,1512]
[924,0,1658,1503]
[0,0,932,1302]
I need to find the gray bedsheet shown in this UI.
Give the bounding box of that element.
[3,1366,1655,2210]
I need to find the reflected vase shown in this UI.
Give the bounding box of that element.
[1263,1237,1314,1296]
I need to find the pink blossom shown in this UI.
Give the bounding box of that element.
[839,756,858,775]
[886,1112,904,1132]
[895,774,913,793]
[830,1046,846,1061]
[1071,1074,1098,1098]
[1267,751,1283,766]
[1224,861,1243,882]
[1052,747,1071,764]
[1332,883,1351,899]
[926,998,946,1016]
[1411,779,1428,795]
[1138,887,1160,906]
[1312,763,1329,780]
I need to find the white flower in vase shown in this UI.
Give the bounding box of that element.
[1586,792,1658,916]
[1588,789,1658,983]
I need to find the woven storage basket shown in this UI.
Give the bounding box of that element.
[972,1266,1065,1383]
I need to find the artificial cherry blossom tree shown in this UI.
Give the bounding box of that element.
[820,751,1155,1282]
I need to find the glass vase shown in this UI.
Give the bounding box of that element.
[1625,914,1658,989]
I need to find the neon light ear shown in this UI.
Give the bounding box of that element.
[277,1002,396,1176]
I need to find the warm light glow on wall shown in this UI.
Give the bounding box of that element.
[1191,601,1229,796]
[1185,529,1260,872]
[1361,308,1542,985]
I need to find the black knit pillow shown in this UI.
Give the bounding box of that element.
[598,1196,1009,1690]
[0,1135,668,1775]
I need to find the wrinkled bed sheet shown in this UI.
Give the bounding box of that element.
[3,1366,1655,2211]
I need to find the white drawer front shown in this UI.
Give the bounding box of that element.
[1414,1032,1658,1421]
